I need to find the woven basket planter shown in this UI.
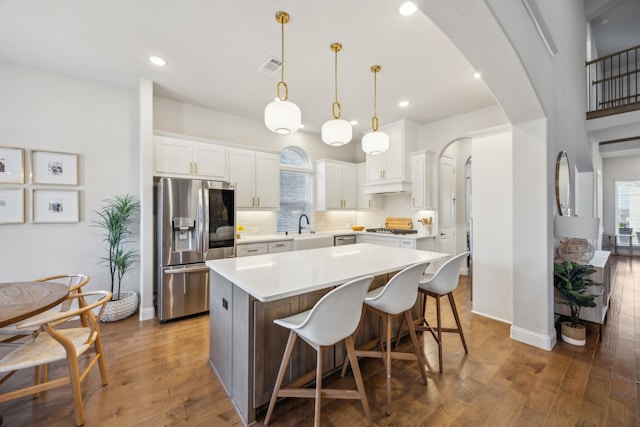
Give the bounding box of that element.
[560,321,586,346]
[100,291,138,322]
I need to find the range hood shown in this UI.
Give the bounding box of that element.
[363,179,412,194]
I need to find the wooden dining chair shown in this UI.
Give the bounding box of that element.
[0,290,111,426]
[0,274,90,341]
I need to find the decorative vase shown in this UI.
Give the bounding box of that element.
[560,321,586,346]
[100,290,138,322]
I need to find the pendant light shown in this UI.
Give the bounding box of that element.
[321,43,352,146]
[264,11,301,134]
[361,65,389,154]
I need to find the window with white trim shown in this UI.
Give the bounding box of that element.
[278,147,313,233]
[615,179,640,235]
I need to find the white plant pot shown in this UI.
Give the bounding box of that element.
[100,290,138,322]
[560,321,586,346]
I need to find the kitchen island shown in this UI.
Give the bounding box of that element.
[206,243,449,426]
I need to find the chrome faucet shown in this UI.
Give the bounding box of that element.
[298,214,309,234]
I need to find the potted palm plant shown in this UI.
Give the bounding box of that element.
[553,260,602,346]
[93,194,141,322]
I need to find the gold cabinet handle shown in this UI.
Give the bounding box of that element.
[189,162,193,174]
[257,197,260,207]
[194,163,198,174]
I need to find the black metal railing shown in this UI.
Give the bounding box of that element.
[587,45,640,119]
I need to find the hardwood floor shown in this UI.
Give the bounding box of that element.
[1,256,638,426]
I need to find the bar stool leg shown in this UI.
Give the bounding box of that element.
[405,311,428,384]
[435,295,443,373]
[384,313,393,415]
[264,331,298,426]
[448,292,468,353]
[345,336,373,426]
[314,349,323,427]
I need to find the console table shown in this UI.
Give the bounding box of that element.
[554,250,611,340]
[606,233,634,256]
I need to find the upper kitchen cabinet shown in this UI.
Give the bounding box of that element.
[229,148,280,209]
[154,135,228,181]
[316,160,357,210]
[357,163,376,209]
[410,150,435,209]
[363,120,419,194]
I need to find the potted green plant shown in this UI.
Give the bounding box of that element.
[618,221,632,235]
[93,194,141,322]
[553,260,602,346]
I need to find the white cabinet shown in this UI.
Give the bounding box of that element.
[357,163,376,209]
[236,243,268,257]
[357,233,436,252]
[363,120,418,193]
[229,148,280,209]
[410,150,435,209]
[237,240,293,257]
[154,135,228,181]
[315,160,357,210]
[268,241,292,253]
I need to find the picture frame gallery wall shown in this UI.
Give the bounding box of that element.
[0,146,81,224]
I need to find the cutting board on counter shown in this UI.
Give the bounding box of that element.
[385,217,413,230]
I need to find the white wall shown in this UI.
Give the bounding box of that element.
[0,61,140,294]
[470,126,513,323]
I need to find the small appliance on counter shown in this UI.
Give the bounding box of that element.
[365,217,417,235]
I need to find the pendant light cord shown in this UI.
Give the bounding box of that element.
[331,43,342,120]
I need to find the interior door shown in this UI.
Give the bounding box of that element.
[440,154,456,255]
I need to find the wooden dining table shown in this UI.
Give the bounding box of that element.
[0,281,69,328]
[0,281,69,426]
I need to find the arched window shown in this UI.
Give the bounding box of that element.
[278,147,313,233]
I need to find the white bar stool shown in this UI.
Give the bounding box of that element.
[264,275,374,427]
[415,251,469,373]
[341,261,430,415]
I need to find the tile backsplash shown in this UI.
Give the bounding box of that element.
[236,192,436,236]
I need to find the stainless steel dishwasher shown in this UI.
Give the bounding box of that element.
[334,234,356,246]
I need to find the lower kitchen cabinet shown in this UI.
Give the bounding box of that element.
[236,240,292,257]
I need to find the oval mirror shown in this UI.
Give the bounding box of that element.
[555,151,570,216]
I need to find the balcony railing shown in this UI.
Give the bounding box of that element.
[587,45,640,119]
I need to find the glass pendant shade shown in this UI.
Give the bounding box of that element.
[265,100,301,134]
[362,131,389,155]
[322,119,352,146]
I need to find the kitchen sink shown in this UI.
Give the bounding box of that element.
[292,233,334,250]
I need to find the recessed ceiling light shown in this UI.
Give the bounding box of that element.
[473,72,481,79]
[349,120,358,126]
[399,1,418,16]
[398,100,410,108]
[149,56,167,66]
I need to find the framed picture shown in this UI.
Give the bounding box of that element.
[32,150,78,185]
[32,189,79,223]
[0,146,25,184]
[0,188,24,224]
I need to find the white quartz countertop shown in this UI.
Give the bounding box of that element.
[207,243,449,302]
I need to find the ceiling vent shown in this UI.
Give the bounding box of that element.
[259,56,282,76]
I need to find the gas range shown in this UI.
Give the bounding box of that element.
[365,228,418,235]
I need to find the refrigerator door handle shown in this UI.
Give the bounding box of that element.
[164,265,211,275]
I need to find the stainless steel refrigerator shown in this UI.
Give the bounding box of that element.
[155,177,235,322]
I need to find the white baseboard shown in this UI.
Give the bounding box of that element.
[510,325,556,350]
[138,306,155,321]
